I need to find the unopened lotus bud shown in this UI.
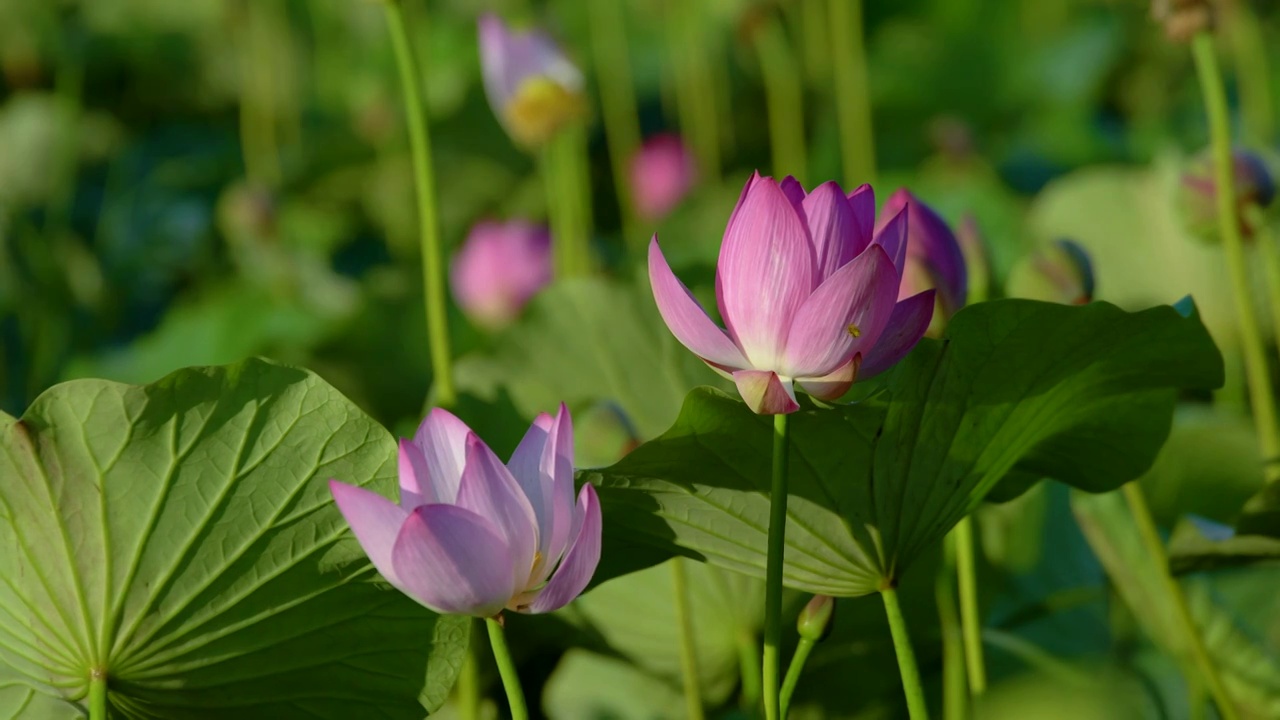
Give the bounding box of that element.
[1006,239,1096,306]
[630,134,697,222]
[1150,0,1212,44]
[797,595,835,642]
[478,14,587,148]
[450,219,553,330]
[1181,148,1276,242]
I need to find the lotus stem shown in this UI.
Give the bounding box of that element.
[671,558,706,720]
[754,15,808,184]
[1121,482,1239,720]
[937,531,968,720]
[829,0,876,186]
[543,125,593,278]
[882,584,930,719]
[88,669,107,720]
[486,616,529,720]
[383,0,455,406]
[953,516,985,695]
[665,1,720,183]
[778,636,816,718]
[586,0,643,255]
[738,628,763,711]
[762,412,791,720]
[457,621,481,720]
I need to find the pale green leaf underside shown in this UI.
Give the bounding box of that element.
[0,359,467,718]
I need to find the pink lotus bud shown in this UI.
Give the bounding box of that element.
[450,220,553,330]
[330,405,602,617]
[1181,148,1276,242]
[630,134,697,222]
[478,14,586,148]
[649,173,934,414]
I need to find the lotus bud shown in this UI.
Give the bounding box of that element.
[630,134,697,222]
[797,595,835,643]
[1181,148,1276,242]
[478,14,587,148]
[1006,239,1096,306]
[450,220,553,330]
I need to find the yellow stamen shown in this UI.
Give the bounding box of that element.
[847,323,862,338]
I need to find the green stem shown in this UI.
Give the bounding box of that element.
[1191,31,1280,483]
[241,0,282,188]
[542,127,593,278]
[1121,483,1239,720]
[738,629,763,712]
[800,0,831,87]
[828,0,876,186]
[1251,218,1280,368]
[778,637,816,718]
[665,1,720,183]
[586,0,643,254]
[384,0,455,407]
[754,16,808,184]
[1223,0,1274,144]
[937,531,968,720]
[88,669,106,720]
[671,558,706,720]
[882,585,930,720]
[762,412,791,720]
[457,620,481,720]
[953,516,985,695]
[486,617,529,720]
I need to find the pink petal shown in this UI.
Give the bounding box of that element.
[859,290,936,378]
[846,183,876,244]
[779,176,807,211]
[397,439,434,509]
[796,356,861,401]
[715,176,814,367]
[411,408,473,504]
[477,14,581,117]
[524,484,603,614]
[507,412,557,560]
[544,404,579,571]
[781,245,898,378]
[803,182,867,283]
[391,504,517,617]
[329,480,411,587]
[732,369,800,415]
[648,238,749,369]
[455,434,540,587]
[871,206,909,278]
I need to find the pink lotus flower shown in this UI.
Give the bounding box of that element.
[630,134,697,221]
[649,172,935,414]
[878,189,968,324]
[329,405,601,617]
[450,219,553,329]
[478,13,586,148]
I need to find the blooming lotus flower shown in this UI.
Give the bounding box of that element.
[630,134,697,221]
[451,219,553,329]
[878,189,968,331]
[1006,238,1095,305]
[649,172,935,415]
[1181,148,1276,241]
[478,13,586,148]
[329,405,601,617]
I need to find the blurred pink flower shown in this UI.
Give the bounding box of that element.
[478,13,585,147]
[630,134,697,221]
[649,172,934,414]
[450,220,553,329]
[330,405,601,617]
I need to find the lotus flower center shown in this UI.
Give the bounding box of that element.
[846,323,861,338]
[505,76,587,147]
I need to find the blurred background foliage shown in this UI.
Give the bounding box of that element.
[2,0,1280,718]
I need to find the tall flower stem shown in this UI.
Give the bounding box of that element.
[671,558,706,720]
[88,669,106,720]
[239,0,283,188]
[1223,0,1274,144]
[457,621,481,720]
[953,516,985,695]
[486,617,529,720]
[1251,218,1280,367]
[1192,31,1280,483]
[754,16,808,184]
[882,585,930,720]
[384,0,455,406]
[1121,483,1239,720]
[586,0,643,255]
[664,1,720,183]
[828,0,876,186]
[800,0,831,87]
[937,531,968,720]
[778,635,816,718]
[762,412,791,720]
[738,629,763,711]
[542,125,594,278]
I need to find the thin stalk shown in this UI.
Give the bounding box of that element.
[384,0,455,406]
[762,412,792,720]
[240,0,282,188]
[665,1,720,183]
[88,669,106,720]
[738,629,763,712]
[1256,222,1280,366]
[1191,31,1280,483]
[486,617,529,720]
[457,620,481,720]
[1121,483,1239,720]
[671,558,706,720]
[542,126,593,277]
[881,585,930,720]
[754,16,808,184]
[828,0,876,186]
[937,531,968,720]
[953,516,985,695]
[586,0,643,254]
[1223,0,1274,143]
[800,0,831,86]
[778,637,816,718]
